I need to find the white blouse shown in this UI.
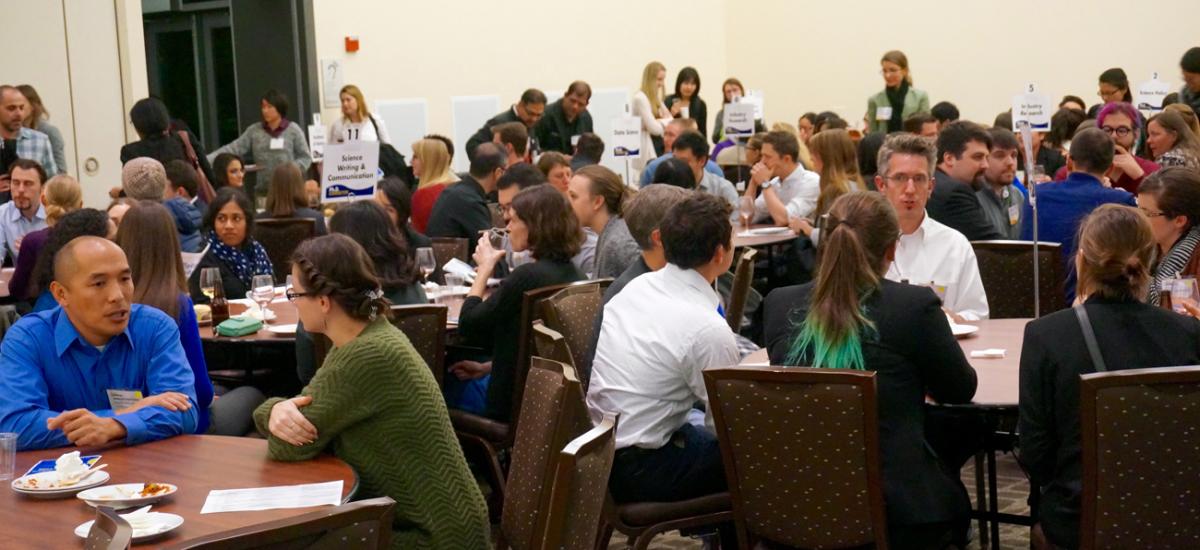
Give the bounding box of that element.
[630,91,672,170]
[327,113,390,145]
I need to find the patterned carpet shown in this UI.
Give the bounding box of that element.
[604,452,1033,550]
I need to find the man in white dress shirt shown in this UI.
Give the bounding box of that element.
[588,192,738,507]
[875,133,989,321]
[742,129,820,225]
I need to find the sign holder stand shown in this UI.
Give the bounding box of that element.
[1018,120,1041,318]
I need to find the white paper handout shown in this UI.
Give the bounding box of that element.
[200,480,343,514]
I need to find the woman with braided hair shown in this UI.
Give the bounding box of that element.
[254,234,490,549]
[762,191,978,548]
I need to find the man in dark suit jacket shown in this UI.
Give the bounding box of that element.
[464,89,545,162]
[927,121,1005,241]
[426,143,505,256]
[533,81,594,155]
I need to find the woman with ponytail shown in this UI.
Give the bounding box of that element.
[762,191,978,548]
[10,174,82,302]
[568,165,640,278]
[1019,204,1200,550]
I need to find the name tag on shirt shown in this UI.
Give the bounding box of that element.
[269,137,285,150]
[875,106,893,121]
[106,389,143,411]
[1008,203,1020,226]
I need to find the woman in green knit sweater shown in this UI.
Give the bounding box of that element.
[253,234,490,549]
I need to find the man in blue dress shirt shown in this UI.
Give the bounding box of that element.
[0,236,198,451]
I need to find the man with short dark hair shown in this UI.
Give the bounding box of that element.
[927,121,1005,241]
[978,128,1025,239]
[589,192,737,512]
[638,119,724,187]
[0,86,57,202]
[903,113,939,138]
[1179,47,1200,119]
[491,121,528,167]
[671,131,739,219]
[466,89,546,162]
[0,236,199,450]
[742,130,820,225]
[534,81,594,154]
[571,133,603,171]
[1020,128,1136,299]
[427,142,506,255]
[163,160,204,252]
[0,159,47,263]
[931,101,960,129]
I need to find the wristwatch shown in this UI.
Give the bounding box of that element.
[761,179,780,190]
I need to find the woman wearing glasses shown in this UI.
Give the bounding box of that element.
[866,50,931,134]
[258,234,490,548]
[1136,168,1200,308]
[1094,102,1159,193]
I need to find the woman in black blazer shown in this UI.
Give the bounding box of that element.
[763,191,978,549]
[1019,204,1200,549]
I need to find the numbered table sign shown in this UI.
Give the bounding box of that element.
[321,141,380,203]
[1012,83,1052,132]
[1137,73,1171,114]
[308,124,325,162]
[723,103,757,138]
[611,115,642,157]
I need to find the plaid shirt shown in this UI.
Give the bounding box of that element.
[5,127,57,176]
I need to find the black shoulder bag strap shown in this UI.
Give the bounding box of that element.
[1073,303,1108,372]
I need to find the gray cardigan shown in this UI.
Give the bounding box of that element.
[35,120,67,175]
[594,217,641,279]
[209,122,312,183]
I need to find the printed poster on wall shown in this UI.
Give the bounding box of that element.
[321,141,379,203]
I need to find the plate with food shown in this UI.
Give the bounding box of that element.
[194,304,212,326]
[75,510,184,543]
[11,451,110,498]
[77,482,177,509]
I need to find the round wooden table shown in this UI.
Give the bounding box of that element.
[740,318,1029,407]
[0,435,357,548]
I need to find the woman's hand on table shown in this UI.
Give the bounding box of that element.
[448,360,492,381]
[1182,301,1200,319]
[268,396,317,446]
[788,217,814,237]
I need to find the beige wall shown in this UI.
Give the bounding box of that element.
[312,0,1196,146]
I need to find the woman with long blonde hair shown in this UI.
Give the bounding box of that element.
[9,174,82,301]
[326,84,390,144]
[409,137,460,233]
[631,61,673,172]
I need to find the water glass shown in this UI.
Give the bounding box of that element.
[0,432,16,481]
[488,228,508,251]
[251,274,275,323]
[1170,277,1197,314]
[444,273,465,294]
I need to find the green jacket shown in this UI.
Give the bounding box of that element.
[866,86,931,133]
[254,319,491,549]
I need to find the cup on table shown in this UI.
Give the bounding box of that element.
[1033,164,1049,183]
[0,432,16,481]
[680,106,690,119]
[444,273,465,294]
[1168,277,1198,314]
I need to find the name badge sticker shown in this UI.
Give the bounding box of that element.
[269,137,285,150]
[106,389,143,411]
[875,106,893,121]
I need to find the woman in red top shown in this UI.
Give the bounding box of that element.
[409,137,458,232]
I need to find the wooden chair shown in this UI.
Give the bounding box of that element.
[496,357,590,550]
[389,304,448,389]
[163,496,395,549]
[1079,366,1200,549]
[971,240,1066,318]
[253,218,317,285]
[531,321,576,368]
[85,506,132,550]
[430,237,469,284]
[725,247,757,333]
[705,366,889,549]
[542,413,618,550]
[539,280,612,390]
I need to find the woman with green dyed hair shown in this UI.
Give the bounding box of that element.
[761,190,978,548]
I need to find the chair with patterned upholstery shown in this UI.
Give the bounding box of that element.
[704,366,889,549]
[495,357,590,550]
[253,218,317,285]
[971,240,1065,318]
[86,506,132,550]
[1079,366,1200,549]
[164,497,395,549]
[725,248,758,333]
[449,281,580,521]
[532,321,576,368]
[389,304,447,389]
[543,412,618,550]
[539,279,612,391]
[429,237,468,284]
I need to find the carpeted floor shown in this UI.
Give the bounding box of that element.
[604,452,1033,550]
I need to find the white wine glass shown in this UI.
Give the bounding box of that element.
[416,247,437,283]
[739,196,755,229]
[251,274,275,324]
[199,268,221,302]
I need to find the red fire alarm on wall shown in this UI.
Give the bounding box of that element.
[345,36,359,53]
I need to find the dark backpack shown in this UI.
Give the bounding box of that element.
[369,116,415,187]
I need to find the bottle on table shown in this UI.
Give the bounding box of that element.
[210,279,230,326]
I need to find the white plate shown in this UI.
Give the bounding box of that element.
[267,323,297,336]
[742,227,792,236]
[951,324,980,338]
[75,512,184,542]
[77,483,178,509]
[11,470,110,498]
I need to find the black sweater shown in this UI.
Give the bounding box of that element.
[458,259,583,420]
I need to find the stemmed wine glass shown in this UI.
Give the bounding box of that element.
[199,268,221,302]
[739,196,755,229]
[416,247,437,283]
[251,274,275,324]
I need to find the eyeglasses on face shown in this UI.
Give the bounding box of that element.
[285,289,312,302]
[885,173,930,186]
[1100,126,1133,138]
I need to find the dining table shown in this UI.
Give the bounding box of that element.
[1,435,358,548]
[732,224,798,249]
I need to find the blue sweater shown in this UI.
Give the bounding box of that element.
[164,197,203,253]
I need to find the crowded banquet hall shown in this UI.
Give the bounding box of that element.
[2,1,1199,548]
